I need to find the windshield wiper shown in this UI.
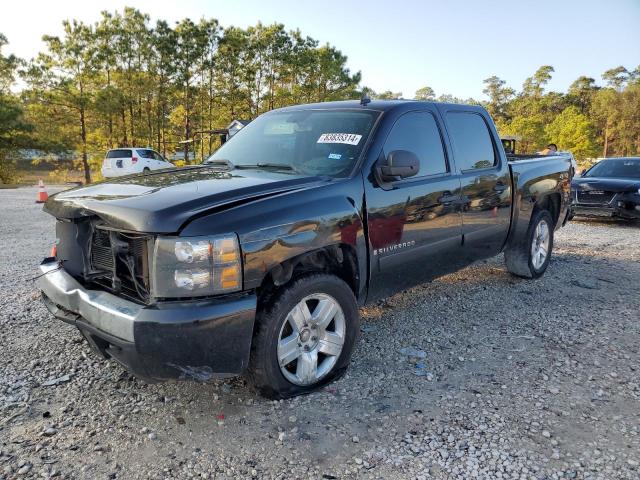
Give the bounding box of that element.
[236,163,296,172]
[204,159,235,169]
[205,160,297,173]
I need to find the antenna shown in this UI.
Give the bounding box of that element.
[360,92,371,106]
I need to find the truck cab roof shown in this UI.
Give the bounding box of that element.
[271,99,487,115]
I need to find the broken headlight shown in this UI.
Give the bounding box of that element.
[150,234,242,298]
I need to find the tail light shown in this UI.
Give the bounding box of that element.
[132,156,138,164]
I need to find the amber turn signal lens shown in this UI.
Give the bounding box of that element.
[50,245,57,258]
[215,237,239,264]
[219,265,241,290]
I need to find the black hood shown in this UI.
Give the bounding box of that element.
[44,166,327,233]
[571,176,640,193]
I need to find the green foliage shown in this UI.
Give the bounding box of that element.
[0,35,32,183]
[372,90,403,100]
[590,88,621,158]
[545,106,598,160]
[495,65,639,161]
[0,33,20,92]
[602,66,629,90]
[414,86,435,101]
[522,65,554,97]
[13,9,362,182]
[482,76,514,122]
[567,76,598,113]
[500,114,546,153]
[618,84,640,155]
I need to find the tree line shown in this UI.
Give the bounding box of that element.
[480,65,640,162]
[377,65,640,164]
[1,8,362,183]
[0,8,638,184]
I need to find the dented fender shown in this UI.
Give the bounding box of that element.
[180,177,368,301]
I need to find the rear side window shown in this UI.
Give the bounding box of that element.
[106,149,132,158]
[446,112,496,171]
[383,111,448,177]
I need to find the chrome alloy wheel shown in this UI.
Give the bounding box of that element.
[531,219,550,270]
[277,293,346,386]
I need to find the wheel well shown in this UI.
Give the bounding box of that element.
[534,193,561,227]
[256,245,359,310]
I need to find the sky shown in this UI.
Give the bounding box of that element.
[1,0,639,100]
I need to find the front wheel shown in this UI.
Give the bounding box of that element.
[247,274,359,399]
[505,209,554,279]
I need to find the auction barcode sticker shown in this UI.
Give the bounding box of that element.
[317,133,362,145]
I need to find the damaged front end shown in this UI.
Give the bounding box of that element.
[39,214,257,382]
[571,190,640,220]
[55,217,152,304]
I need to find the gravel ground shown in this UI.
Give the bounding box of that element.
[1,186,639,480]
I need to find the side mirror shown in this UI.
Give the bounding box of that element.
[377,150,420,182]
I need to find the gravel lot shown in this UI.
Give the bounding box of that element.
[1,186,639,480]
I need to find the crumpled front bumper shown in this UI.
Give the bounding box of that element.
[38,260,257,381]
[572,203,640,219]
[571,190,640,220]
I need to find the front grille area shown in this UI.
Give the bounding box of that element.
[576,191,616,205]
[90,229,114,271]
[89,227,151,304]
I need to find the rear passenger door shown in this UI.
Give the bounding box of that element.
[442,109,512,260]
[365,109,464,301]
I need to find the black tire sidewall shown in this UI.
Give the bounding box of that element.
[528,210,554,278]
[249,274,359,398]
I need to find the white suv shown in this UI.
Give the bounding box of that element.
[101,148,174,178]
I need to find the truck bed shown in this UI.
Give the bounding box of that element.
[504,152,574,251]
[507,152,572,162]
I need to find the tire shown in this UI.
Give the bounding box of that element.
[505,209,554,279]
[143,167,151,174]
[247,274,359,399]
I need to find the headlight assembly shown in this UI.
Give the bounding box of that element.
[151,234,242,298]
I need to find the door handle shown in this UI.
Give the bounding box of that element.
[493,183,507,193]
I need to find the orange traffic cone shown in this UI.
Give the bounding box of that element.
[36,180,49,204]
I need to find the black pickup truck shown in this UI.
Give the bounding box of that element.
[38,100,573,398]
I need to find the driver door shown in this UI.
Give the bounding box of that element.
[364,109,464,301]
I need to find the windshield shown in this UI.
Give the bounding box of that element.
[584,158,640,179]
[205,109,380,177]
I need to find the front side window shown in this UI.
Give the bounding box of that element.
[206,109,380,178]
[138,149,154,159]
[446,112,496,171]
[382,111,448,177]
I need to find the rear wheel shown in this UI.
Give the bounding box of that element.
[247,274,359,399]
[505,209,554,279]
[143,167,151,174]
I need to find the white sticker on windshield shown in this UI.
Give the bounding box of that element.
[317,133,362,145]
